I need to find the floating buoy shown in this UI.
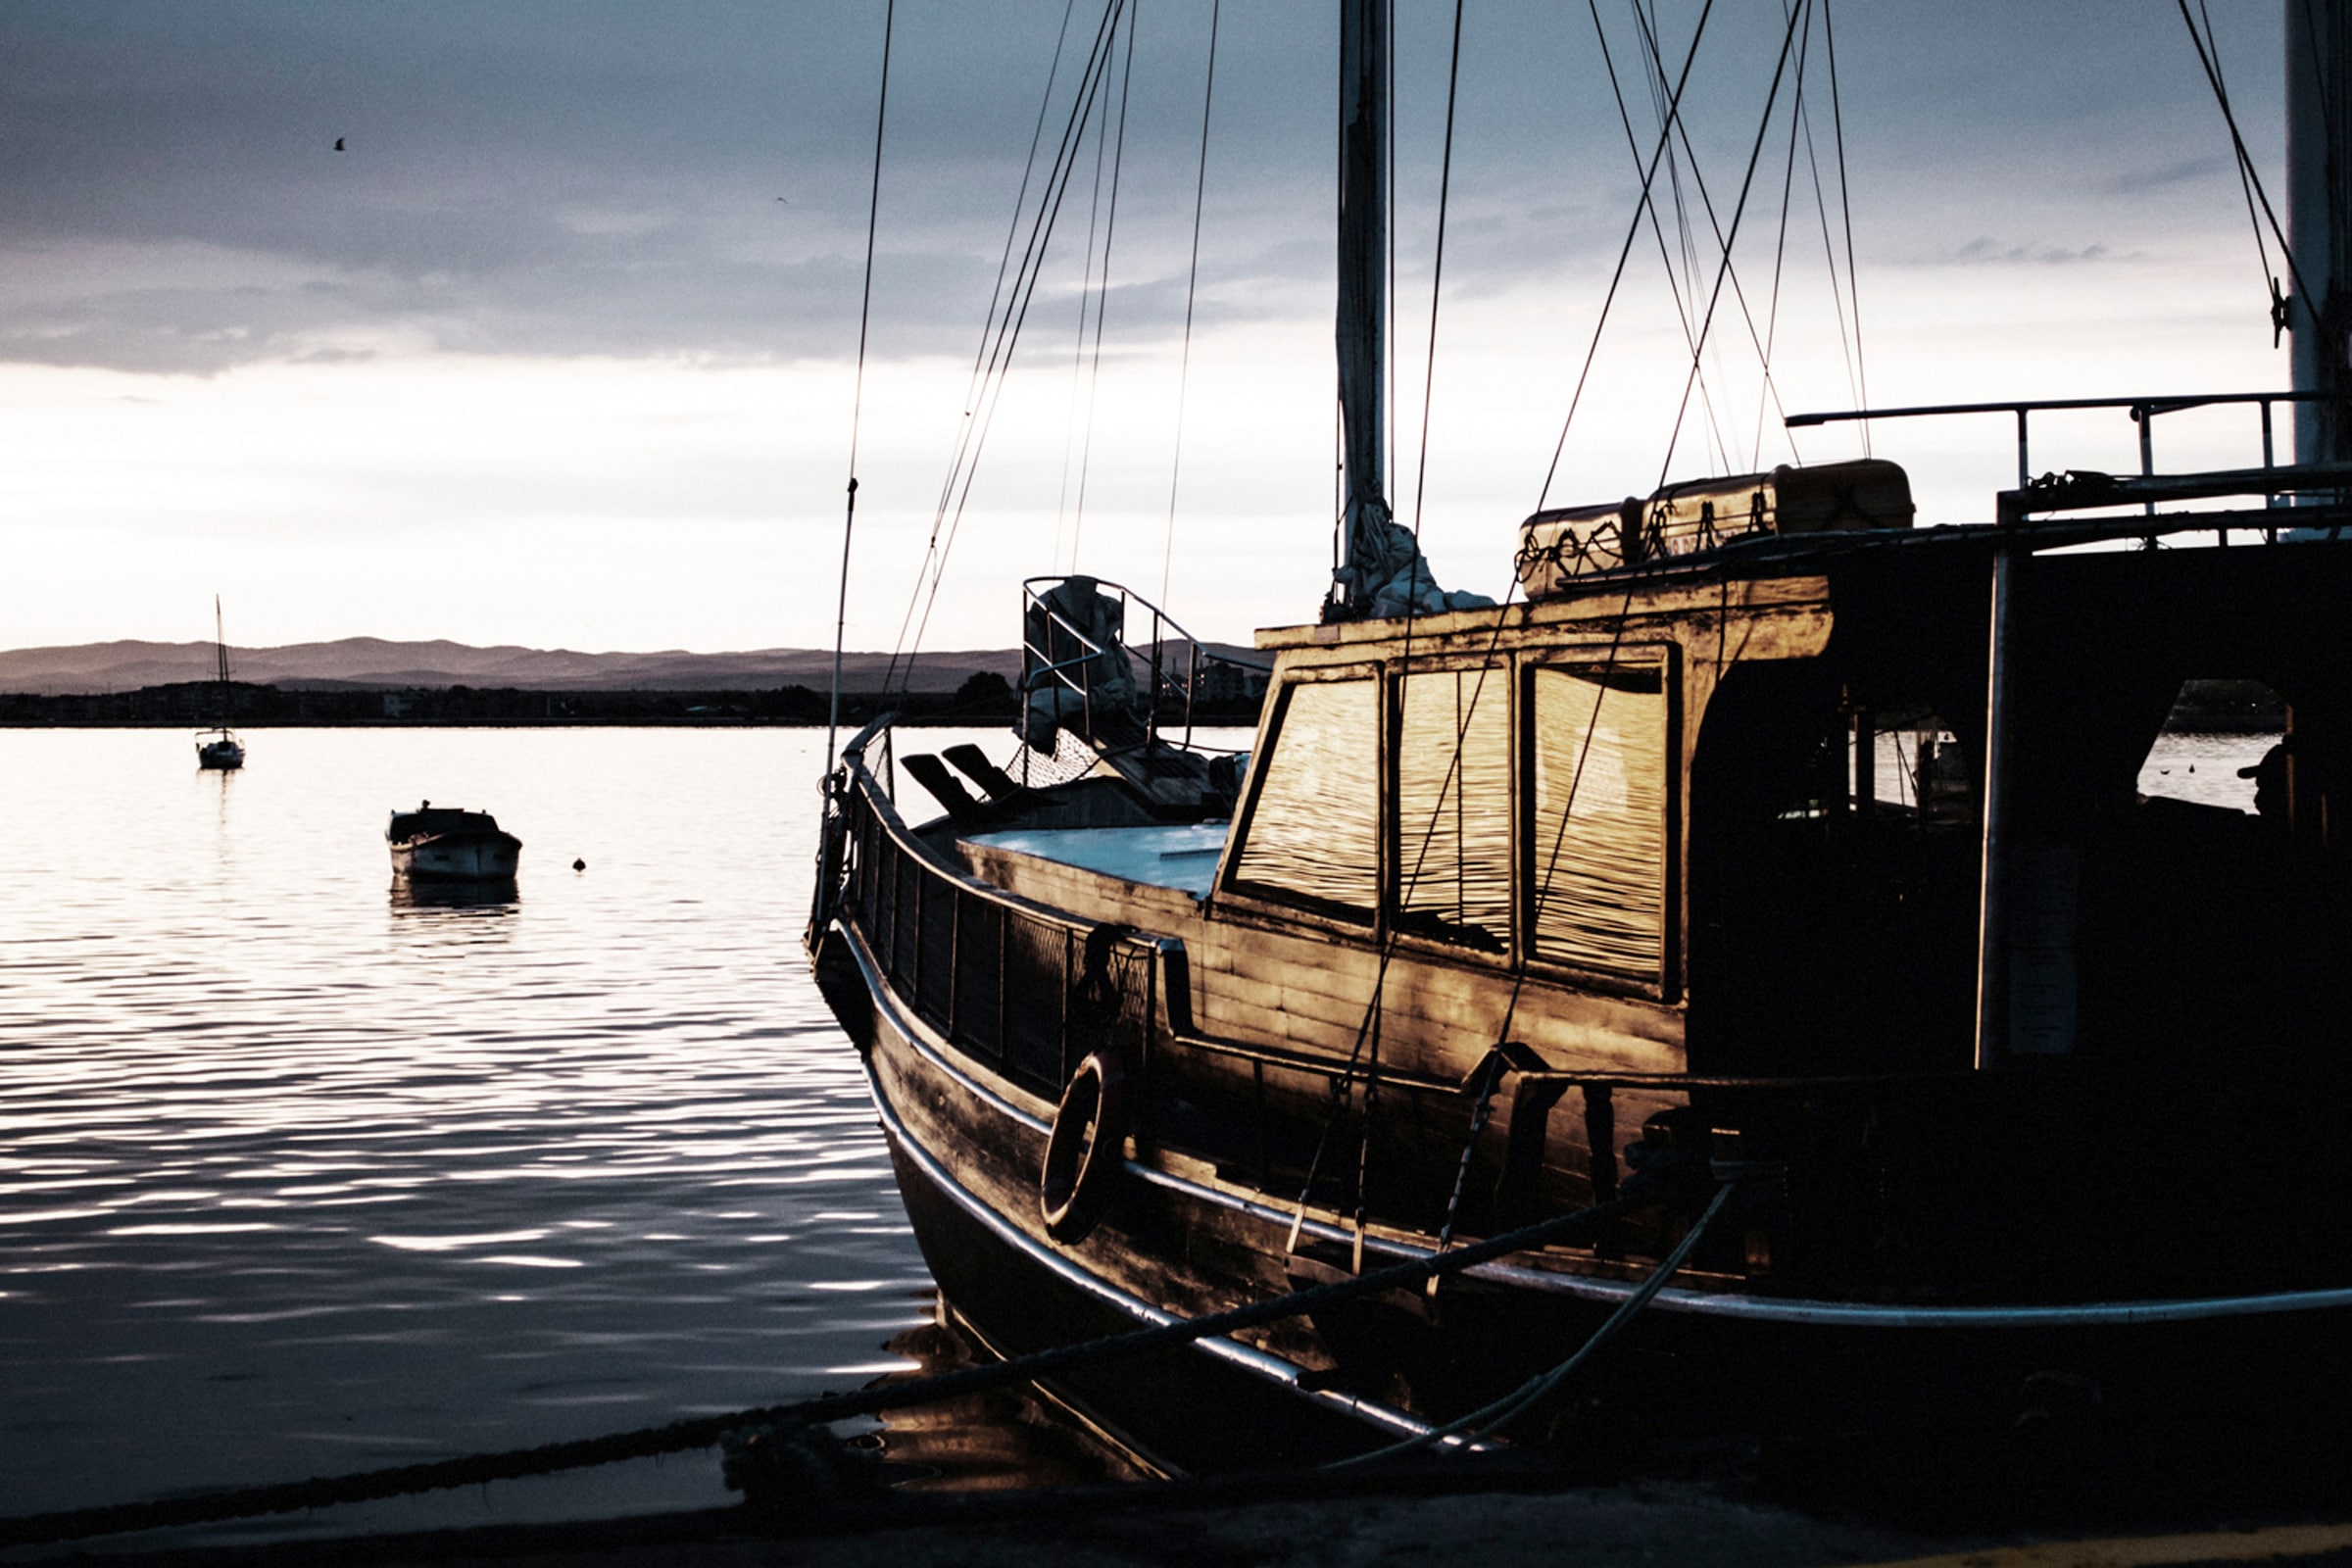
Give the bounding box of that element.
[572,858,587,872]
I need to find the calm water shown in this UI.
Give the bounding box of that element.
[0,726,1044,1550]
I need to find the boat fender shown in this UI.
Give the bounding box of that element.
[1040,1052,1127,1245]
[1069,922,1136,1027]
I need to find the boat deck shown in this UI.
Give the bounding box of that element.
[963,822,1230,896]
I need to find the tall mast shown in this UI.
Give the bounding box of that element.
[2289,0,2352,466]
[1334,0,1388,613]
[214,595,230,695]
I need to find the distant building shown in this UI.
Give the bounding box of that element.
[1188,661,1270,706]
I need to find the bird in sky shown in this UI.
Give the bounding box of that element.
[333,136,346,151]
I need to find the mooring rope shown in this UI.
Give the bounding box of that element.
[0,1171,1711,1548]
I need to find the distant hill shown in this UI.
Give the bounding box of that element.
[0,638,1036,697]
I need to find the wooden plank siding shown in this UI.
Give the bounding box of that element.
[900,581,1833,1252]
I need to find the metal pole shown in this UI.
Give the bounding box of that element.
[2288,0,2351,467]
[1972,543,2016,1070]
[826,0,896,781]
[1335,0,1388,612]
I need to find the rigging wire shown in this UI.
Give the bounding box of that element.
[929,0,1086,590]
[2201,0,2280,303]
[1161,0,1222,605]
[824,0,895,781]
[1821,0,1869,453]
[1069,0,1142,571]
[1625,0,1805,472]
[1054,20,1118,575]
[2176,0,2321,329]
[1587,1,1722,454]
[1752,0,1814,469]
[883,0,1128,698]
[1790,0,1863,439]
[1632,1,1728,467]
[1347,0,1471,1267]
[1652,0,1808,489]
[1406,0,1466,545]
[1533,0,1720,512]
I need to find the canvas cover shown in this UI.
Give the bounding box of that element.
[1515,459,1913,599]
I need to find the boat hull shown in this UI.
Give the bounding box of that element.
[197,739,243,770]
[390,833,521,882]
[820,914,2352,1476]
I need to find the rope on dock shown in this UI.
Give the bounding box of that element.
[0,1172,1707,1548]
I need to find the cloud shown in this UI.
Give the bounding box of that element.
[2099,155,2230,195]
[1945,236,2140,268]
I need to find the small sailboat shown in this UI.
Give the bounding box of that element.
[195,597,244,770]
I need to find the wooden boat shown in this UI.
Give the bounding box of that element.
[196,596,244,771]
[808,4,2352,1475]
[387,802,521,883]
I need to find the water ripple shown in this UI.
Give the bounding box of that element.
[0,727,941,1542]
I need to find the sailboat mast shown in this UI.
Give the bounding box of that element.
[2288,0,2352,466]
[214,595,230,695]
[1334,0,1388,613]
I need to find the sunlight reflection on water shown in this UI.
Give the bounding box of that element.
[0,727,977,1545]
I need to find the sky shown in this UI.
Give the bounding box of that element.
[0,1,2305,657]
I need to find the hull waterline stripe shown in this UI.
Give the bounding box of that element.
[834,924,2352,1332]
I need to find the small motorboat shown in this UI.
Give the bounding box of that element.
[386,801,521,883]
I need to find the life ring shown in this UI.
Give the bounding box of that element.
[1040,1052,1127,1244]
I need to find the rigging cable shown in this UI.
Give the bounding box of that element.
[1752,0,1809,469]
[1347,0,1472,1268]
[1652,0,1808,490]
[1298,5,1729,1237]
[896,2,1129,694]
[2176,0,2321,329]
[1161,0,1222,604]
[1788,0,1863,445]
[1821,0,1869,453]
[1627,0,1808,474]
[929,0,1085,605]
[1054,17,1117,575]
[1533,0,1720,512]
[1289,0,1474,1255]
[1406,0,1466,545]
[1587,0,1733,461]
[882,0,1128,698]
[825,0,896,781]
[1067,0,1143,571]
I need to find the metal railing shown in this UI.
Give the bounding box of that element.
[837,749,1162,1101]
[1021,575,1271,752]
[1787,389,2352,523]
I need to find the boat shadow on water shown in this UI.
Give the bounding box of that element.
[862,1300,1155,1494]
[388,877,519,914]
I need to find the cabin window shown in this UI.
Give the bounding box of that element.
[1855,711,1971,825]
[1527,654,1668,980]
[1395,667,1512,951]
[2134,679,2284,816]
[1230,676,1379,918]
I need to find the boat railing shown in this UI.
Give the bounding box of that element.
[1788,389,2352,523]
[1021,576,1270,753]
[832,748,1168,1103]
